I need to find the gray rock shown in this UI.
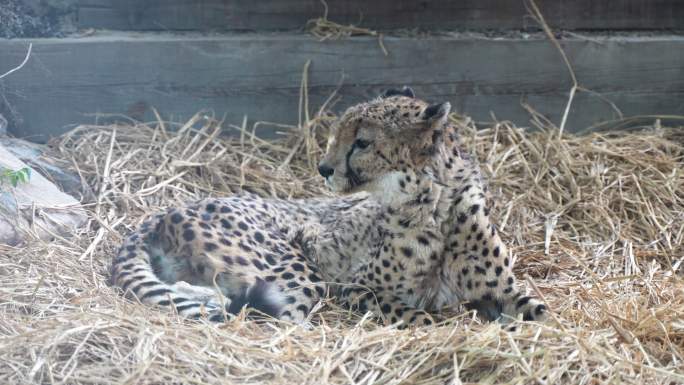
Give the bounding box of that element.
[0,137,94,201]
[0,217,21,246]
[0,142,87,245]
[0,113,7,136]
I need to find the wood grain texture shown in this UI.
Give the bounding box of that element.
[76,0,684,31]
[1,33,683,142]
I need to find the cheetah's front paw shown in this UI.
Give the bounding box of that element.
[465,292,547,323]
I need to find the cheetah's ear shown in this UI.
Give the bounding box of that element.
[411,101,451,158]
[380,86,415,99]
[421,102,451,129]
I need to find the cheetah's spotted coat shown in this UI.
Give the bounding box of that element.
[111,88,547,326]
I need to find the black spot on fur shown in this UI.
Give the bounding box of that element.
[175,303,200,313]
[172,297,190,304]
[252,259,264,270]
[281,272,295,280]
[516,296,531,308]
[296,304,309,315]
[182,230,195,241]
[265,254,277,266]
[308,274,322,283]
[457,213,468,224]
[170,213,183,224]
[140,288,171,300]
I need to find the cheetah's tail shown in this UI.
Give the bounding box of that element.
[111,233,285,322]
[227,278,285,318]
[110,245,224,321]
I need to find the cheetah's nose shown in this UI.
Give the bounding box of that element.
[318,164,334,178]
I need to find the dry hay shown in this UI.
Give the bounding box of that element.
[0,104,683,385]
[306,0,388,56]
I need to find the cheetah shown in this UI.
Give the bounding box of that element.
[110,87,547,326]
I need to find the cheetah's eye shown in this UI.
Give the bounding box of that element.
[353,139,371,150]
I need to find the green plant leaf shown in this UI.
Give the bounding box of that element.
[0,167,32,188]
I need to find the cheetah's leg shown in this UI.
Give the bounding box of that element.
[446,177,548,322]
[335,239,440,328]
[339,285,435,327]
[261,257,328,324]
[498,290,547,323]
[338,255,437,327]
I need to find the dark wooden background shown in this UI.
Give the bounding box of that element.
[77,0,684,31]
[1,0,683,141]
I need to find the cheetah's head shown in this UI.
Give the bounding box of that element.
[318,87,451,196]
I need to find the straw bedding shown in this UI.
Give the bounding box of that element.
[0,106,682,384]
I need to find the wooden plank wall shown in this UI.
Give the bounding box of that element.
[1,0,683,140]
[76,0,684,31]
[2,34,683,141]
